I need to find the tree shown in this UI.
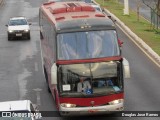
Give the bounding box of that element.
[157,0,160,16]
[142,0,160,29]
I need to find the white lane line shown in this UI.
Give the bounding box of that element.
[33,88,42,107]
[35,62,38,72]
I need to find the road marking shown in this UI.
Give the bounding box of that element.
[33,88,42,108]
[18,69,31,100]
[116,23,160,68]
[35,62,38,72]
[0,34,6,36]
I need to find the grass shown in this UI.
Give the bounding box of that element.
[96,0,160,55]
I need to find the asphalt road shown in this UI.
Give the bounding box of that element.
[0,0,160,120]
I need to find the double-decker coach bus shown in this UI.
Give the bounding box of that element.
[39,1,130,116]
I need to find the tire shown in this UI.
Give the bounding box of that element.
[47,84,51,93]
[40,31,43,39]
[44,67,51,93]
[27,33,30,40]
[54,91,60,111]
[8,34,12,41]
[8,37,11,41]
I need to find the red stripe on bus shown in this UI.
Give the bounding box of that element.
[56,56,122,65]
[59,93,123,107]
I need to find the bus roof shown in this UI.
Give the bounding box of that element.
[40,1,115,33]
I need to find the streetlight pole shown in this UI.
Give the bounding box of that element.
[124,0,129,15]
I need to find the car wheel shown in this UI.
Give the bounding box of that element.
[8,37,11,41]
[27,33,30,40]
[8,34,12,41]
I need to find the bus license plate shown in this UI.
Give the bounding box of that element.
[88,109,98,113]
[16,34,22,36]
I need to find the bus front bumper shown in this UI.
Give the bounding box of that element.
[59,103,123,116]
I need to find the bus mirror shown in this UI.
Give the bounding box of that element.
[107,15,116,22]
[102,7,105,12]
[51,63,57,84]
[118,39,123,47]
[123,58,130,79]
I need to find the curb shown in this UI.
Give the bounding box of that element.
[93,0,160,66]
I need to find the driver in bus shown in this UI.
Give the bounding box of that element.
[77,77,91,92]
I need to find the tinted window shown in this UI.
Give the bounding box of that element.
[95,7,101,12]
[9,19,27,26]
[84,0,92,3]
[59,62,123,97]
[57,30,120,60]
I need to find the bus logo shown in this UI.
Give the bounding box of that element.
[2,112,11,117]
[90,101,95,106]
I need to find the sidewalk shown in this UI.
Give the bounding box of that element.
[94,0,160,67]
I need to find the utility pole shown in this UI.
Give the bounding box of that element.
[124,0,129,15]
[156,0,160,29]
[157,0,160,16]
[136,0,141,21]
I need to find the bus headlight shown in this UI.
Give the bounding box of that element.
[108,99,123,105]
[8,30,13,33]
[24,29,29,32]
[61,103,76,108]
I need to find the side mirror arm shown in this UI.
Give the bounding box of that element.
[118,39,124,47]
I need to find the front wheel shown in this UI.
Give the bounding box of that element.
[8,34,12,41]
[27,33,30,40]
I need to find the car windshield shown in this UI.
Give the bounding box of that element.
[9,19,27,26]
[57,30,120,60]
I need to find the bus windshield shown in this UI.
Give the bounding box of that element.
[57,30,120,60]
[58,61,123,97]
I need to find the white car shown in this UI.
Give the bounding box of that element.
[0,100,41,120]
[6,17,31,40]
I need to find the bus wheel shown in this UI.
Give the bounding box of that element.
[44,67,51,93]
[54,91,59,110]
[47,84,51,93]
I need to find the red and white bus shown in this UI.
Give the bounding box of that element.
[39,1,130,116]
